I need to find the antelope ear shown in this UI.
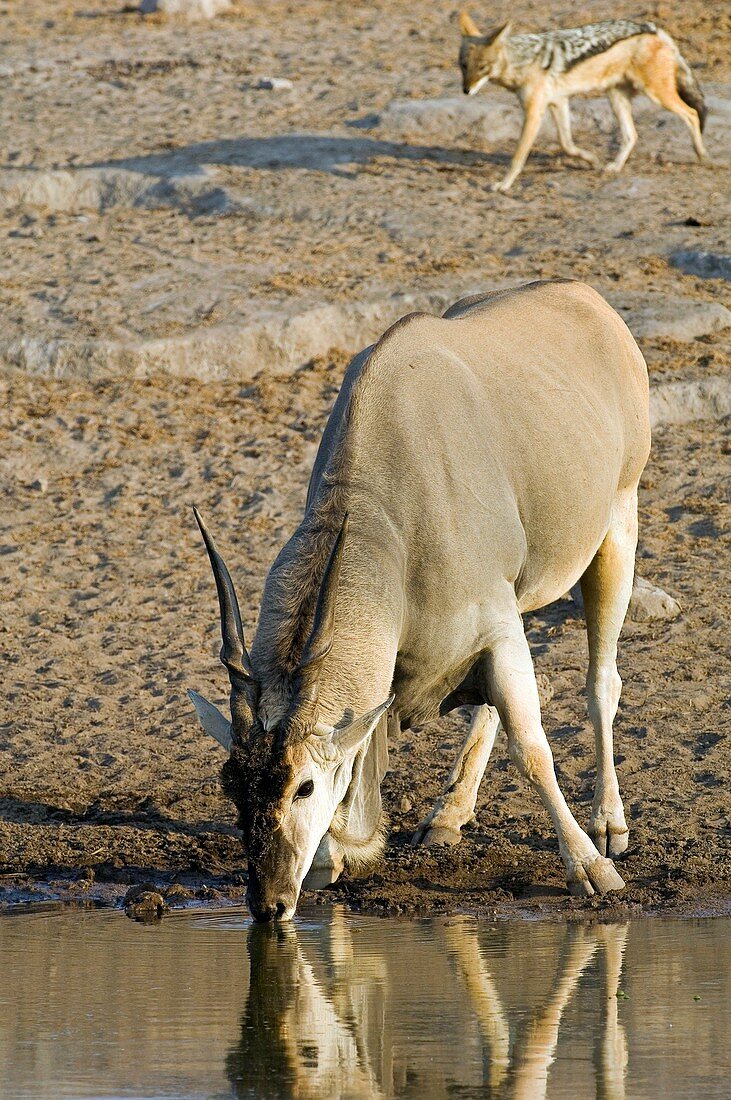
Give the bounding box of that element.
[188,690,233,751]
[459,10,481,36]
[333,696,394,755]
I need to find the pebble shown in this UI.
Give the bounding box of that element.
[257,77,294,92]
[123,882,167,922]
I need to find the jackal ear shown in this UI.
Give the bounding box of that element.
[459,10,482,37]
[188,689,233,751]
[491,21,512,46]
[333,696,394,756]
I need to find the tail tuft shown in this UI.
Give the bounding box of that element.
[676,61,707,132]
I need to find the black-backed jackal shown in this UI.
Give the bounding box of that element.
[458,12,708,191]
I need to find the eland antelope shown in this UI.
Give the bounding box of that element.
[190,279,650,921]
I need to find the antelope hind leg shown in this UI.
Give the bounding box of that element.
[412,705,500,847]
[580,489,637,858]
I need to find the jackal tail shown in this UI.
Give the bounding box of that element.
[675,57,707,131]
[655,27,706,133]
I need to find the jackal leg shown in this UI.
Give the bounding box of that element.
[605,88,638,174]
[580,489,637,858]
[412,704,500,847]
[641,64,709,162]
[484,625,625,895]
[493,92,547,192]
[549,99,599,166]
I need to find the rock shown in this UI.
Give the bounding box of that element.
[670,251,731,281]
[400,795,413,814]
[123,882,167,922]
[628,577,681,622]
[649,377,731,428]
[0,167,236,217]
[623,299,731,342]
[0,278,729,404]
[139,0,232,19]
[570,577,681,622]
[163,882,193,903]
[377,96,521,147]
[257,77,294,92]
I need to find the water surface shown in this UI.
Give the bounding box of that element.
[0,906,728,1098]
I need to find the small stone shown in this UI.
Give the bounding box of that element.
[257,77,294,92]
[628,576,681,622]
[670,251,731,281]
[123,882,167,922]
[29,476,48,493]
[163,882,193,903]
[139,0,232,19]
[400,795,413,813]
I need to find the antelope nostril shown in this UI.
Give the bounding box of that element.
[275,901,287,919]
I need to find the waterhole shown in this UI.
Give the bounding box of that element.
[0,906,728,1098]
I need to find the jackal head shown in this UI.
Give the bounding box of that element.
[458,12,512,95]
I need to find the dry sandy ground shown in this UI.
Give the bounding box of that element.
[0,0,729,917]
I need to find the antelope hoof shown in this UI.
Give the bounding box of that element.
[418,826,463,848]
[589,801,629,858]
[589,820,629,859]
[568,855,625,897]
[411,815,463,848]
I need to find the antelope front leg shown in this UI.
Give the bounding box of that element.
[302,832,345,890]
[412,705,500,847]
[485,628,625,896]
[511,928,599,1100]
[492,91,547,192]
[594,923,629,1097]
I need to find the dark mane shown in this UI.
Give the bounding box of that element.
[252,440,351,679]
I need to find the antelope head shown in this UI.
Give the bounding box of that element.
[189,509,392,922]
[458,12,512,95]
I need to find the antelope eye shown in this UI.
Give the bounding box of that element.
[295,779,315,800]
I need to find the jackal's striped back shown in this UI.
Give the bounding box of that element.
[508,19,657,74]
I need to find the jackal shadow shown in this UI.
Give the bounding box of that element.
[87,134,501,180]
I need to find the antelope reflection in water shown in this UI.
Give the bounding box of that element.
[226,912,628,1099]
